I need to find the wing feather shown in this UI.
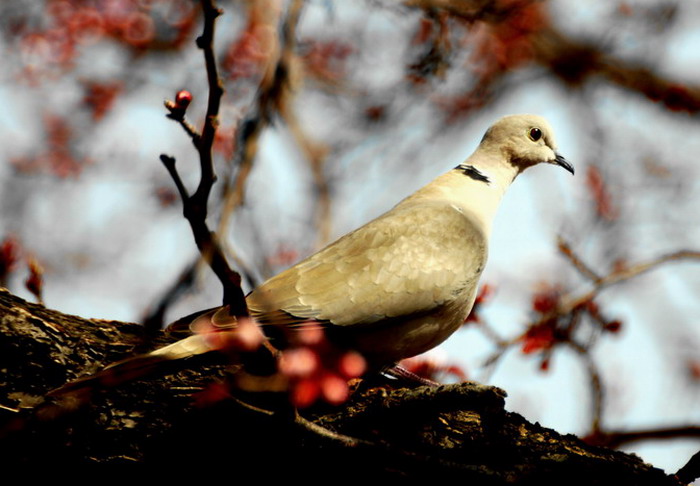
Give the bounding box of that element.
[247,201,487,328]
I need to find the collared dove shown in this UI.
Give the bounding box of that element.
[55,114,573,391]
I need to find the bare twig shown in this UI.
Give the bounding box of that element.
[557,237,600,282]
[159,154,189,201]
[141,258,199,332]
[162,0,248,316]
[568,341,604,434]
[593,426,700,449]
[294,410,374,447]
[559,249,700,314]
[175,116,202,145]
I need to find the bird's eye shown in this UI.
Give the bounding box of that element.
[529,127,542,141]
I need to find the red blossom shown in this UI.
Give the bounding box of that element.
[25,257,44,303]
[521,320,557,354]
[213,125,236,159]
[0,236,21,284]
[122,11,155,47]
[279,347,320,378]
[413,17,435,45]
[578,298,623,334]
[320,373,350,405]
[532,289,559,314]
[222,18,277,80]
[192,382,232,408]
[175,89,192,109]
[266,244,300,268]
[11,114,89,177]
[585,165,619,221]
[279,324,366,408]
[364,105,386,122]
[471,1,547,73]
[18,0,197,80]
[189,314,265,354]
[301,40,354,83]
[83,81,123,120]
[465,283,494,323]
[337,351,367,379]
[164,90,193,120]
[539,356,551,371]
[68,7,105,45]
[604,320,622,333]
[291,377,321,408]
[154,186,178,207]
[584,299,599,314]
[618,2,634,16]
[687,360,700,382]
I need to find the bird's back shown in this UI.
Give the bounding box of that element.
[247,200,488,363]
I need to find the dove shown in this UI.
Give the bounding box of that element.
[54,114,573,392]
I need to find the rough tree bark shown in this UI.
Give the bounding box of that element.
[0,288,682,483]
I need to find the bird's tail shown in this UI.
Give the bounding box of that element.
[47,307,271,399]
[47,334,217,397]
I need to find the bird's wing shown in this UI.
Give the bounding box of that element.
[247,200,488,328]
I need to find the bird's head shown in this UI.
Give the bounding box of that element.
[480,114,574,175]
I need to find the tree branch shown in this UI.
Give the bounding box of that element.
[0,288,682,483]
[162,0,247,316]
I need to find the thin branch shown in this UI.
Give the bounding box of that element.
[141,258,199,332]
[568,341,604,434]
[159,154,189,201]
[558,237,601,282]
[294,410,374,447]
[174,115,201,145]
[162,0,248,316]
[194,0,224,207]
[559,250,700,314]
[595,425,700,449]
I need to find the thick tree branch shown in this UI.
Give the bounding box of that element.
[0,289,684,484]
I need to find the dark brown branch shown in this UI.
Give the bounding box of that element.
[194,0,224,207]
[159,154,189,201]
[0,289,685,482]
[592,426,700,450]
[534,25,700,113]
[171,113,201,145]
[676,449,700,485]
[407,2,700,115]
[162,0,247,316]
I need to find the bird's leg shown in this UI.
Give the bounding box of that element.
[381,364,441,387]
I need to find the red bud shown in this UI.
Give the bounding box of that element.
[175,90,192,109]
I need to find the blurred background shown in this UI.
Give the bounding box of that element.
[1,0,699,475]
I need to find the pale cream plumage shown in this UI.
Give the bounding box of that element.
[60,114,573,390]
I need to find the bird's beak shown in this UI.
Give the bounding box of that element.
[553,153,574,175]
